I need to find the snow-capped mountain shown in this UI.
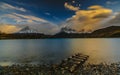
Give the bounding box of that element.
[18,26,38,33]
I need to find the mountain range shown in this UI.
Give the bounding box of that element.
[0,26,120,39]
[53,26,120,38]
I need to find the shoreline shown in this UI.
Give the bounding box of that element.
[0,62,120,75]
[0,53,119,75]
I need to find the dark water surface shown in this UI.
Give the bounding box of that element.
[0,38,120,66]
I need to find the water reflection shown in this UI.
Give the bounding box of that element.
[70,38,120,64]
[0,39,71,64]
[0,39,120,65]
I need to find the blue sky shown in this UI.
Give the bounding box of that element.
[0,0,120,24]
[0,0,120,34]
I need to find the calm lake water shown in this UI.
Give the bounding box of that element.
[0,39,120,66]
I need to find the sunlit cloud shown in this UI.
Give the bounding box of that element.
[64,5,113,32]
[2,14,25,23]
[0,2,26,12]
[0,2,49,24]
[0,22,61,34]
[0,13,48,24]
[0,1,61,35]
[0,24,21,34]
[13,13,48,23]
[64,2,79,11]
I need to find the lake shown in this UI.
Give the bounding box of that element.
[0,38,120,66]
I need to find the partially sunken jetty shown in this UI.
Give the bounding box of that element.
[57,53,89,73]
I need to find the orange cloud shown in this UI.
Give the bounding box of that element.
[0,24,21,34]
[64,5,112,32]
[64,2,79,11]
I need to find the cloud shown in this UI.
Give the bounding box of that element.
[2,14,24,23]
[0,13,48,24]
[64,5,112,32]
[0,22,61,35]
[19,23,60,35]
[64,2,79,11]
[0,12,61,34]
[0,2,26,12]
[0,21,61,35]
[103,12,120,26]
[106,1,119,5]
[0,2,60,34]
[88,5,103,9]
[45,12,51,16]
[0,24,21,34]
[13,13,48,23]
[0,1,48,24]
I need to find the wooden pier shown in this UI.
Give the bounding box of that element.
[57,53,89,73]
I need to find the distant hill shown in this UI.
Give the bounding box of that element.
[53,26,120,38]
[91,26,120,37]
[0,26,120,39]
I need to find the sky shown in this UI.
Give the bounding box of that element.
[0,0,120,34]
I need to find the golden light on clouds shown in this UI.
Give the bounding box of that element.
[64,2,79,11]
[65,5,113,32]
[0,24,21,34]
